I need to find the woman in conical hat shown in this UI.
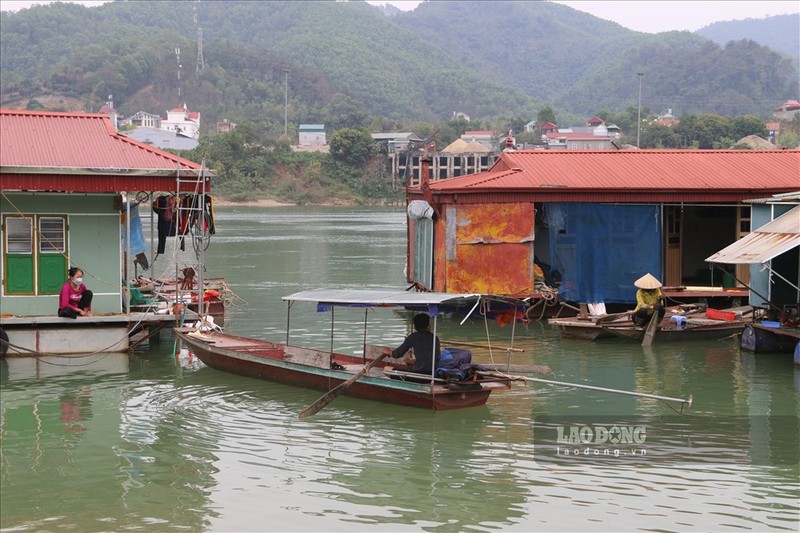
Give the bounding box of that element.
[634,273,662,290]
[633,273,665,327]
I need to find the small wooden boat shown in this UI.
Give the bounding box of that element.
[602,315,747,342]
[548,317,619,340]
[175,289,528,411]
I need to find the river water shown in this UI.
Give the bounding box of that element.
[1,206,798,532]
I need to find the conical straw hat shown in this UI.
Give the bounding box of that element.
[634,273,662,289]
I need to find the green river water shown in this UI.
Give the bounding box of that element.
[1,206,798,532]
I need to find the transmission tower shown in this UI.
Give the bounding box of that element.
[194,2,204,73]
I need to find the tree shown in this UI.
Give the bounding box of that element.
[730,115,767,141]
[639,123,681,148]
[25,99,45,110]
[323,94,368,131]
[689,114,732,149]
[329,126,375,166]
[536,106,556,126]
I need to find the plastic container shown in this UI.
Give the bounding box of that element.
[706,308,736,321]
[670,315,687,330]
[761,320,781,328]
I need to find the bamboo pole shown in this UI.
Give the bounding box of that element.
[480,372,693,407]
[443,340,524,352]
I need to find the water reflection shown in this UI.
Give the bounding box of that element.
[1,207,798,532]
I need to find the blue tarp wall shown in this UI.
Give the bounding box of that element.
[546,203,662,304]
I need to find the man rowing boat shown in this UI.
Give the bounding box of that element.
[384,313,441,375]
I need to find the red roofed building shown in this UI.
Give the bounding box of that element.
[1,109,212,322]
[404,149,799,304]
[163,104,201,139]
[587,116,605,127]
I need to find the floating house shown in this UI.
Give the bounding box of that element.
[0,109,212,355]
[707,194,800,355]
[404,149,800,307]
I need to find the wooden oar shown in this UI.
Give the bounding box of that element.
[642,311,659,347]
[298,353,388,419]
[479,371,693,407]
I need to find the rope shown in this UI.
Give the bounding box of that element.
[525,284,559,320]
[0,303,160,362]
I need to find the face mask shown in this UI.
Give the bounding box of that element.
[74,277,83,285]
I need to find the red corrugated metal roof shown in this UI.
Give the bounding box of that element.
[0,109,208,192]
[425,150,800,193]
[0,109,202,171]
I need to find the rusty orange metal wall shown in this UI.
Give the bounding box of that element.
[442,203,535,296]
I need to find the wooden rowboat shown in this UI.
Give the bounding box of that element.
[601,316,747,342]
[175,289,527,411]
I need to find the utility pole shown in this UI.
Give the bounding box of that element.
[636,72,644,148]
[175,48,182,100]
[283,69,290,136]
[194,1,204,73]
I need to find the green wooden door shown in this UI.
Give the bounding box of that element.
[37,217,67,294]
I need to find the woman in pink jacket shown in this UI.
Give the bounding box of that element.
[58,267,93,318]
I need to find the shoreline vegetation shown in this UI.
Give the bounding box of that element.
[213,198,297,207]
[212,197,404,207]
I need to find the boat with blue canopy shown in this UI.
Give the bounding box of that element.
[175,289,527,412]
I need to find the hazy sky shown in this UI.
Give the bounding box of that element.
[1,0,798,34]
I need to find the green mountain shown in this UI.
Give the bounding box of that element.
[697,14,800,61]
[1,0,797,130]
[392,1,799,117]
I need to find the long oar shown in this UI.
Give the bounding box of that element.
[479,371,693,407]
[642,311,659,347]
[299,353,388,419]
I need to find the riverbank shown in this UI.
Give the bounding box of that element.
[213,198,297,207]
[212,197,403,207]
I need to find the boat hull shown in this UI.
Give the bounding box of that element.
[176,330,499,411]
[548,319,616,340]
[741,324,799,353]
[604,324,743,342]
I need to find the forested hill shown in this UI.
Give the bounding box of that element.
[393,1,799,117]
[697,14,800,61]
[1,0,797,130]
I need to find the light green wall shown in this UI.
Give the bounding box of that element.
[1,192,122,316]
[748,203,797,308]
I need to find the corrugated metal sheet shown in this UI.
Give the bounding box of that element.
[444,203,535,296]
[706,205,800,264]
[410,191,781,204]
[0,109,203,175]
[1,173,212,193]
[424,150,800,194]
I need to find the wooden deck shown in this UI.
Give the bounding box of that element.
[1,310,202,356]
